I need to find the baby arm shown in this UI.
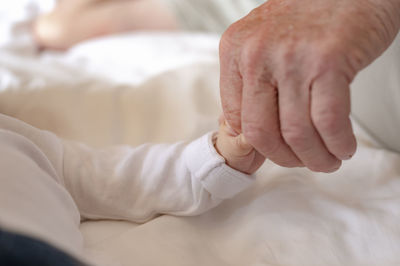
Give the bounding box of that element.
[0,113,264,224]
[62,119,264,223]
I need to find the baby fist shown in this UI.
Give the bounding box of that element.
[215,115,265,175]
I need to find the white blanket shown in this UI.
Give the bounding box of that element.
[1,2,400,266]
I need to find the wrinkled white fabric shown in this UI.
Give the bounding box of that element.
[0,113,253,264]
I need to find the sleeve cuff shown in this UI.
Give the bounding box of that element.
[184,132,255,199]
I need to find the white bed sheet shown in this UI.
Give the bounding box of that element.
[1,2,400,266]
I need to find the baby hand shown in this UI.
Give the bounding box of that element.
[215,115,266,175]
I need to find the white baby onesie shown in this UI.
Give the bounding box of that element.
[0,113,254,262]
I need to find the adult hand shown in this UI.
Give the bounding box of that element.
[219,0,400,172]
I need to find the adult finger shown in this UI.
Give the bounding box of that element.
[279,78,342,172]
[311,72,357,160]
[241,76,303,168]
[219,44,243,134]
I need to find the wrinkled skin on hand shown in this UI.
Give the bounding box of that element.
[220,0,400,172]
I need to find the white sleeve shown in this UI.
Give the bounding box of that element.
[62,132,255,223]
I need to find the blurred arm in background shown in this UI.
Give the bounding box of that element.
[33,0,262,50]
[33,0,179,49]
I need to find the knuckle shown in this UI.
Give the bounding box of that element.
[281,123,310,151]
[240,44,275,85]
[224,20,242,37]
[274,44,298,80]
[313,110,343,137]
[220,29,240,58]
[223,109,241,132]
[219,35,232,56]
[240,37,271,73]
[311,43,346,74]
[243,122,282,154]
[220,20,245,55]
[241,44,262,71]
[313,44,337,62]
[277,41,297,64]
[223,108,241,119]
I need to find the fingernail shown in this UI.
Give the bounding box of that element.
[345,154,353,160]
[338,153,354,161]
